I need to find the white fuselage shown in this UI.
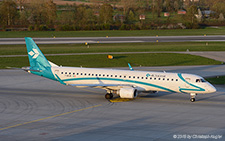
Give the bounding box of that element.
[24,37,217,101]
[51,66,216,94]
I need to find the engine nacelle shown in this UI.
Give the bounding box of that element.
[117,87,138,99]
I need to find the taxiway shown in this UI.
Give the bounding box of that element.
[0,66,224,140]
[0,35,225,45]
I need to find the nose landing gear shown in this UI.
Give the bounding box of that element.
[190,98,195,102]
[190,93,197,102]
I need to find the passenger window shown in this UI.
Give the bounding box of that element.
[158,78,160,80]
[124,76,126,78]
[65,72,67,74]
[80,73,83,75]
[176,79,178,81]
[171,79,173,81]
[61,72,63,74]
[77,73,79,75]
[154,78,156,80]
[133,76,135,79]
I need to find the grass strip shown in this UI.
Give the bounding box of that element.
[1,42,225,55]
[0,53,221,69]
[206,76,225,85]
[0,28,225,38]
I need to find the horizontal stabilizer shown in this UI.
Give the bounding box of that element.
[21,67,42,72]
[6,66,42,72]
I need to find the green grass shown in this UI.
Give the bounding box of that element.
[0,28,225,38]
[206,76,225,85]
[1,42,225,55]
[0,53,221,69]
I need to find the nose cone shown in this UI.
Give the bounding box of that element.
[208,85,217,93]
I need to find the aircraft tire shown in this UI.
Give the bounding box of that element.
[190,98,195,102]
[105,93,113,99]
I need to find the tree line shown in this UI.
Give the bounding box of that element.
[0,0,224,31]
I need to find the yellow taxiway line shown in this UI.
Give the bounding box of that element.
[110,98,134,103]
[0,104,102,131]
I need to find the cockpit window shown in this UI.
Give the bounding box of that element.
[201,79,206,82]
[196,79,206,83]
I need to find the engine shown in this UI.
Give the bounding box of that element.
[117,87,138,98]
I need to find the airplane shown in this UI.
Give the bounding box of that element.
[23,37,216,102]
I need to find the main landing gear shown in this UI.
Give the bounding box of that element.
[190,93,197,102]
[105,93,113,99]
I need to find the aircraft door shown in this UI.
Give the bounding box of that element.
[185,78,191,88]
[54,70,59,75]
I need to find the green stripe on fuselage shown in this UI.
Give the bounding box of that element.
[61,77,176,93]
[177,73,205,93]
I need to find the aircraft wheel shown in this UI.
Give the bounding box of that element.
[105,93,113,99]
[190,98,195,102]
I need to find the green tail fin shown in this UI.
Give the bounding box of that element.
[25,37,56,80]
[25,37,51,70]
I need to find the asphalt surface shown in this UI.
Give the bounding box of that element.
[0,66,225,140]
[0,35,225,45]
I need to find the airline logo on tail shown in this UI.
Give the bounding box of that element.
[28,49,39,59]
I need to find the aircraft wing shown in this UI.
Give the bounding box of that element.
[55,74,134,90]
[68,84,133,90]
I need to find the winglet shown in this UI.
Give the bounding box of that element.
[128,63,134,71]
